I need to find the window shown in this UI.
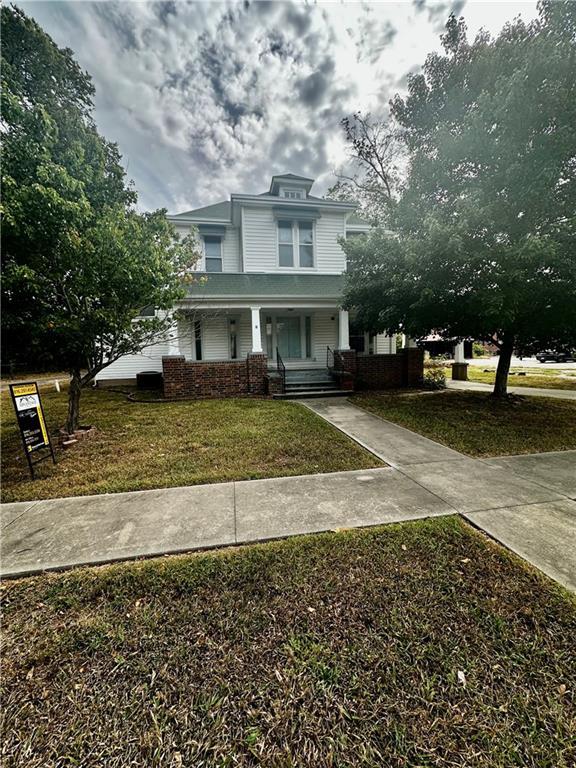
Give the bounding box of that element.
[138,305,155,317]
[299,222,314,268]
[229,318,238,360]
[278,220,294,267]
[305,316,312,358]
[280,188,304,199]
[204,235,222,272]
[277,221,314,268]
[194,320,202,360]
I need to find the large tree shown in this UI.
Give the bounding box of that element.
[1,5,198,432]
[343,1,576,396]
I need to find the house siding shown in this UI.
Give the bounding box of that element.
[241,206,347,274]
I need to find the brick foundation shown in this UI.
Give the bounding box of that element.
[162,354,270,400]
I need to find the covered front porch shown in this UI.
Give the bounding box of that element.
[172,303,353,371]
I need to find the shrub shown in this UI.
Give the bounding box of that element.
[423,361,447,390]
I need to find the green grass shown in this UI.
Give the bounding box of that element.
[353,390,576,457]
[1,517,574,767]
[452,367,576,391]
[0,388,380,503]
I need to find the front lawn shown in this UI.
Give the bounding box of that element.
[458,367,576,391]
[353,390,576,457]
[1,517,574,767]
[0,388,380,503]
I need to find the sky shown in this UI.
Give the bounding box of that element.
[20,0,539,214]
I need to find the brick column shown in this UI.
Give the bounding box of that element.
[247,353,268,395]
[334,349,357,375]
[162,355,186,399]
[400,347,424,387]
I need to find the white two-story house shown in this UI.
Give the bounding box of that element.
[96,173,404,396]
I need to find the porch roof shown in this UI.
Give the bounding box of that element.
[184,272,344,300]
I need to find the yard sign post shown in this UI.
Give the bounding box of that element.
[9,382,56,479]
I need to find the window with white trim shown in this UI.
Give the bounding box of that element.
[278,220,294,267]
[203,235,223,272]
[280,188,305,199]
[277,220,314,268]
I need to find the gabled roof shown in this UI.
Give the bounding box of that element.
[171,201,231,221]
[271,173,315,183]
[184,272,344,299]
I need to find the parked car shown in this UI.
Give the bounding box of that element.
[535,350,574,363]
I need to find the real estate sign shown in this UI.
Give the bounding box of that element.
[9,382,56,478]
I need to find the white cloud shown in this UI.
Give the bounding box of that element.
[19,0,538,212]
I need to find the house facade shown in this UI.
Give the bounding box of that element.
[96,173,422,397]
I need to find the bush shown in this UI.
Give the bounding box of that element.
[423,361,447,390]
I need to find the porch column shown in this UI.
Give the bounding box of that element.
[402,334,417,349]
[338,309,350,350]
[250,306,263,353]
[451,340,468,381]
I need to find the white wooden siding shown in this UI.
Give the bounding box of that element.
[242,207,277,272]
[374,334,396,353]
[242,206,347,274]
[314,212,347,273]
[312,312,338,362]
[94,340,169,382]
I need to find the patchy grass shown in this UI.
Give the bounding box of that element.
[1,517,574,768]
[456,367,576,391]
[353,390,576,457]
[1,388,380,503]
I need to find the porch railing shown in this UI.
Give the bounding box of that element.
[326,345,334,370]
[326,347,342,371]
[276,347,286,393]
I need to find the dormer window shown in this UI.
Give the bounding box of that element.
[280,187,305,200]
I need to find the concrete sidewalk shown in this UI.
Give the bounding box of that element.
[447,379,576,400]
[2,399,575,591]
[1,468,454,578]
[302,399,576,593]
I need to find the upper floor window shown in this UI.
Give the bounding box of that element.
[203,235,222,272]
[277,220,314,268]
[280,188,305,200]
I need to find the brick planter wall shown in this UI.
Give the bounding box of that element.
[330,348,424,391]
[356,354,403,389]
[162,354,270,400]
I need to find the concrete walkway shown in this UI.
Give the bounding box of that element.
[302,399,576,593]
[447,379,576,400]
[2,399,575,592]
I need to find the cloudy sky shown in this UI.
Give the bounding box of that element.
[20,0,538,213]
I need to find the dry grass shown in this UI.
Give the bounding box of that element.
[1,517,574,767]
[459,367,576,391]
[353,390,576,457]
[1,387,380,503]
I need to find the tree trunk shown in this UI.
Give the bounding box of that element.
[66,370,82,434]
[493,337,514,397]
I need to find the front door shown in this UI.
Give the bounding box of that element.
[276,316,301,359]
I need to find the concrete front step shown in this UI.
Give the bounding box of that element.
[274,389,351,399]
[285,381,335,390]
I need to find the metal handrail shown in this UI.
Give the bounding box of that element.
[276,347,286,393]
[326,345,334,369]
